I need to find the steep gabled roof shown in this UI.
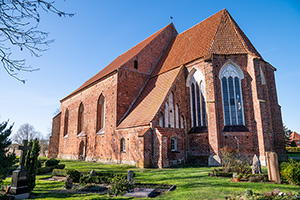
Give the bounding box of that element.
[118,67,182,129]
[289,132,300,141]
[61,23,176,102]
[152,9,261,76]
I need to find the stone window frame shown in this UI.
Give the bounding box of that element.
[96,94,105,135]
[171,137,178,152]
[120,138,126,152]
[63,108,69,138]
[219,61,245,126]
[186,67,207,128]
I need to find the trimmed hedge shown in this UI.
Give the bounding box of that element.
[80,172,128,184]
[286,147,300,152]
[45,158,60,167]
[52,169,67,177]
[36,164,65,175]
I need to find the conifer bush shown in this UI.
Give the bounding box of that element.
[0,121,15,185]
[25,139,40,192]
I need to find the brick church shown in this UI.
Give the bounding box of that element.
[48,9,287,167]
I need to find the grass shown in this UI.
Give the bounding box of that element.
[2,160,300,200]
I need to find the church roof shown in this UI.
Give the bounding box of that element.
[118,67,182,128]
[61,23,176,102]
[289,132,300,141]
[152,9,261,76]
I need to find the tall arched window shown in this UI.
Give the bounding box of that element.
[78,103,84,134]
[188,69,207,127]
[164,102,169,128]
[175,104,180,128]
[63,109,69,137]
[97,94,105,133]
[220,63,244,126]
[181,115,185,129]
[120,138,126,152]
[159,112,164,127]
[168,92,175,128]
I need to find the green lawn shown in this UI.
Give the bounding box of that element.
[3,160,300,200]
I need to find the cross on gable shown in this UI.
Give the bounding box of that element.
[18,140,31,167]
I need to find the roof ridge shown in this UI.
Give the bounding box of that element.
[177,9,226,37]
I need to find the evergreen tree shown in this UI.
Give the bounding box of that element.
[25,139,40,192]
[0,121,15,185]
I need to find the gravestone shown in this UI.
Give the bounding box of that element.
[8,140,31,199]
[252,154,262,174]
[89,170,96,177]
[127,170,134,183]
[266,152,281,183]
[65,175,73,189]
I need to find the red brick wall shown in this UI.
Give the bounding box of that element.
[48,112,61,158]
[57,72,118,161]
[116,24,177,124]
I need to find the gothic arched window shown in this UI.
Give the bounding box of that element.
[175,104,180,128]
[77,103,84,134]
[189,69,207,127]
[220,63,244,126]
[120,138,126,152]
[164,102,169,128]
[159,112,164,127]
[96,94,105,133]
[63,109,69,137]
[168,92,175,128]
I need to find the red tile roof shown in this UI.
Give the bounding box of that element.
[290,132,300,141]
[118,67,182,129]
[61,23,176,102]
[151,9,261,76]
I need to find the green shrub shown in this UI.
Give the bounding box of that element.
[280,159,300,185]
[52,169,67,177]
[55,164,65,169]
[67,169,81,183]
[214,172,233,177]
[286,147,300,152]
[110,176,134,196]
[45,158,60,167]
[37,166,52,175]
[80,172,128,184]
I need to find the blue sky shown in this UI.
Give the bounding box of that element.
[0,0,299,137]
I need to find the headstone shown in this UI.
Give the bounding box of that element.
[65,175,73,189]
[266,152,281,183]
[127,170,134,183]
[123,188,156,198]
[89,170,96,177]
[8,140,31,199]
[252,154,262,174]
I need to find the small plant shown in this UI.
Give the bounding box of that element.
[219,146,238,173]
[45,158,60,167]
[246,189,253,197]
[67,169,81,183]
[110,176,134,196]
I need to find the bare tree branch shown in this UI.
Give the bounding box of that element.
[0,0,74,83]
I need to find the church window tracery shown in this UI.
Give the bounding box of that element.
[220,63,244,126]
[189,69,207,127]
